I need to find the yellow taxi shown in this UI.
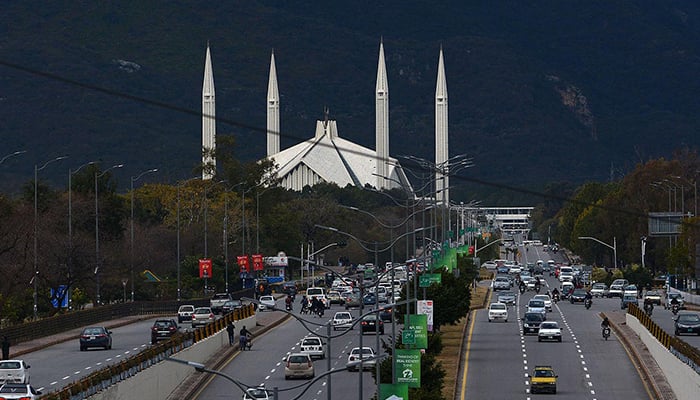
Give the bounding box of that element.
[528,365,558,394]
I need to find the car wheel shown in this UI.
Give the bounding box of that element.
[538,337,542,342]
[558,338,562,342]
[488,319,492,322]
[505,319,508,323]
[285,376,289,380]
[80,346,85,351]
[674,330,679,336]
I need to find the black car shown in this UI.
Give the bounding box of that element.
[522,312,545,335]
[569,289,587,303]
[379,307,393,322]
[674,312,700,336]
[151,319,179,344]
[221,299,243,314]
[360,314,384,334]
[80,326,112,351]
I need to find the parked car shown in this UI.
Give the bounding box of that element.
[79,326,112,351]
[151,319,179,344]
[674,312,700,336]
[360,314,384,334]
[346,347,376,371]
[221,299,243,314]
[332,311,353,331]
[284,353,314,380]
[177,304,195,323]
[300,336,325,359]
[537,321,562,342]
[191,307,215,328]
[0,361,30,384]
[0,383,41,400]
[488,302,508,322]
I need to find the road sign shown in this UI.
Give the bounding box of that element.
[394,349,421,388]
[419,273,441,287]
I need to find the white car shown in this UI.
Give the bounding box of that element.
[332,311,353,331]
[533,294,552,311]
[488,302,508,322]
[346,347,376,371]
[509,265,522,274]
[0,360,30,384]
[482,261,497,269]
[243,386,270,400]
[300,336,325,359]
[177,304,195,323]
[527,299,547,318]
[623,285,638,298]
[0,383,41,400]
[258,295,276,311]
[590,283,608,297]
[537,321,562,342]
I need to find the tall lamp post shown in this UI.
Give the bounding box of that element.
[33,155,68,319]
[68,161,96,309]
[130,168,158,301]
[95,163,124,305]
[578,236,617,270]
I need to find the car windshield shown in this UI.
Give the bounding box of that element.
[593,284,606,288]
[678,314,700,323]
[0,362,21,369]
[194,308,211,314]
[155,321,173,328]
[500,291,515,296]
[529,300,545,307]
[82,327,105,335]
[288,355,309,363]
[623,296,636,301]
[302,338,320,346]
[535,369,555,377]
[491,304,506,310]
[524,314,543,321]
[179,306,194,312]
[669,293,682,299]
[353,348,374,355]
[540,322,558,329]
[0,385,28,394]
[534,295,550,301]
[335,313,351,319]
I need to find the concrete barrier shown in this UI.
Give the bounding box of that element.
[86,314,256,400]
[626,313,700,400]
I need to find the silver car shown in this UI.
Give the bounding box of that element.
[346,347,376,371]
[191,307,215,328]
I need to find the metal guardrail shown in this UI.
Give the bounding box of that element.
[627,303,700,375]
[40,303,256,400]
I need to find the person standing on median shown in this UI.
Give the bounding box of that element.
[226,321,235,346]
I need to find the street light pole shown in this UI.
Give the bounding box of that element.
[130,168,158,301]
[33,155,68,319]
[0,150,26,165]
[68,161,96,309]
[578,236,617,270]
[95,164,124,306]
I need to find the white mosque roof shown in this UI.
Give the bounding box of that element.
[270,119,412,193]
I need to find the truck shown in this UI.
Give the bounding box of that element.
[210,293,232,314]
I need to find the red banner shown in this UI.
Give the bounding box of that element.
[252,254,264,271]
[237,255,249,273]
[199,258,212,279]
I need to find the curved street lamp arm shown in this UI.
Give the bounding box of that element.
[165,357,249,393]
[315,224,434,254]
[0,150,27,165]
[577,236,614,251]
[339,204,434,230]
[132,168,159,183]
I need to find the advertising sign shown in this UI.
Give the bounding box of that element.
[394,349,421,388]
[198,258,212,278]
[237,255,249,273]
[379,383,409,400]
[404,314,428,349]
[51,285,69,309]
[252,254,264,271]
[417,300,434,332]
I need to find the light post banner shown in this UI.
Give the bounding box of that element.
[394,349,421,388]
[404,314,428,349]
[417,300,434,332]
[379,383,409,400]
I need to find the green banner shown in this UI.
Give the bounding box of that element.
[379,383,409,400]
[419,273,441,287]
[404,314,428,349]
[394,349,421,388]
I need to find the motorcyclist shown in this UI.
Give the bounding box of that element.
[643,299,654,315]
[285,294,293,310]
[534,277,541,293]
[601,317,610,337]
[519,281,526,293]
[300,295,309,314]
[551,287,560,301]
[585,291,593,301]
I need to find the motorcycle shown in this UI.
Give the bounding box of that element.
[552,293,560,303]
[285,302,293,311]
[534,284,541,294]
[584,298,592,309]
[519,284,526,294]
[602,326,611,341]
[671,303,680,315]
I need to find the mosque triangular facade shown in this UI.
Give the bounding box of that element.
[202,41,451,199]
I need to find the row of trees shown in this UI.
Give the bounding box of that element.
[532,148,699,278]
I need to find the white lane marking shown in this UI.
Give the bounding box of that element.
[85,366,91,370]
[62,376,70,380]
[73,371,80,375]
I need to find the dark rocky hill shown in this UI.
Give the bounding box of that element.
[1,1,699,203]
